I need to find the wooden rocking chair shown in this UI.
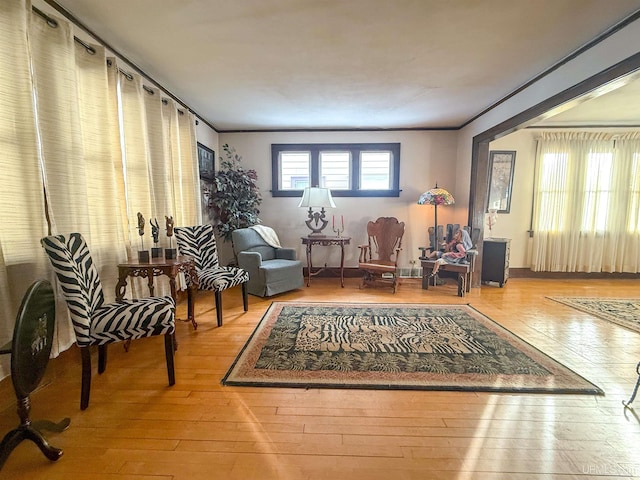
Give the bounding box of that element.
[358,217,405,293]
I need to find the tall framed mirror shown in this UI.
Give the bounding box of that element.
[487,150,516,213]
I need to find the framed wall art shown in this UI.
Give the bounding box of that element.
[197,142,215,181]
[487,150,516,213]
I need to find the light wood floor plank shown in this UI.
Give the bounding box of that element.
[1,277,639,479]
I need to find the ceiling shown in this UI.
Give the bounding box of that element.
[48,0,640,131]
[533,73,640,127]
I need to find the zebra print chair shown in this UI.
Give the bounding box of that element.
[41,233,176,410]
[174,225,249,327]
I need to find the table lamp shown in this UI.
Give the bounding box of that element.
[298,187,336,236]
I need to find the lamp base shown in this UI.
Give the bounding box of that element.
[304,207,330,236]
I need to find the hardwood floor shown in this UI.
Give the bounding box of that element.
[1,277,639,479]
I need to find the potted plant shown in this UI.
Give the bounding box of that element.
[211,144,262,242]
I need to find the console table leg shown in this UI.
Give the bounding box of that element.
[340,244,345,287]
[305,244,312,287]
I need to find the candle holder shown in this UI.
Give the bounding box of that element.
[332,214,345,237]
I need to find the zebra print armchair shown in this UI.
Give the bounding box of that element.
[41,233,176,410]
[174,225,249,327]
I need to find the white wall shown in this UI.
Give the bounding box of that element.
[195,122,219,156]
[487,131,536,268]
[216,130,459,269]
[455,19,640,268]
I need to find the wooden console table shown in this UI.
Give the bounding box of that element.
[115,256,199,329]
[301,236,351,287]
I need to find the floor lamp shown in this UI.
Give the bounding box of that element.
[417,184,455,246]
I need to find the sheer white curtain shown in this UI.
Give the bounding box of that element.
[531,131,640,272]
[116,66,199,294]
[73,47,128,278]
[146,93,200,238]
[163,101,200,227]
[115,66,199,247]
[0,0,202,381]
[145,88,173,223]
[116,65,154,252]
[31,11,133,354]
[0,0,52,378]
[613,133,640,272]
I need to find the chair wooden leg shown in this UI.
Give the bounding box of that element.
[80,347,92,410]
[187,287,197,330]
[214,291,223,327]
[164,333,175,386]
[98,344,107,374]
[242,283,248,312]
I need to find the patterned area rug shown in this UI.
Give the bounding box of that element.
[548,297,640,333]
[223,302,602,394]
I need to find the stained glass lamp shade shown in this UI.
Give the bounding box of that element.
[417,185,455,240]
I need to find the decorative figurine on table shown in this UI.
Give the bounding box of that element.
[165,215,177,259]
[150,218,162,258]
[137,212,150,262]
[486,208,498,238]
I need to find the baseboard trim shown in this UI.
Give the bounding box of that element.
[508,268,640,279]
[305,267,640,280]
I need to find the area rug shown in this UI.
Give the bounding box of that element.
[548,297,640,334]
[222,302,603,394]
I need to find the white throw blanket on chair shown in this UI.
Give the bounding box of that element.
[249,225,282,248]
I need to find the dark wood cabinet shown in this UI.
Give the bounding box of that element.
[481,238,510,287]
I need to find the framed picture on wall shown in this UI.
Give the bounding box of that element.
[487,150,516,213]
[197,142,215,181]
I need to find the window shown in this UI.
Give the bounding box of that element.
[536,142,640,234]
[320,151,350,189]
[271,143,400,197]
[361,151,392,189]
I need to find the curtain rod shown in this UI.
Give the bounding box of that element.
[102,59,184,114]
[32,6,95,54]
[38,1,214,130]
[33,5,186,115]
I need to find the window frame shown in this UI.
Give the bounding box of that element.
[271,143,401,197]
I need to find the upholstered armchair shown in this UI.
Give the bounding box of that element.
[41,233,176,410]
[232,226,304,297]
[174,224,249,327]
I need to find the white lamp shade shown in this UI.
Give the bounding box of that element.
[298,187,336,208]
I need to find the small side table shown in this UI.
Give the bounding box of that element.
[116,255,199,329]
[301,236,351,287]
